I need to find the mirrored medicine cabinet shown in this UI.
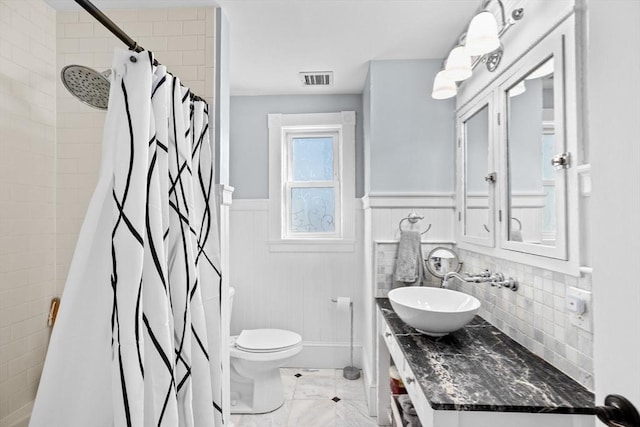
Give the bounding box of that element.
[457,17,578,264]
[459,95,495,248]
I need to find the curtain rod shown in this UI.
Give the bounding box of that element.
[74,0,207,104]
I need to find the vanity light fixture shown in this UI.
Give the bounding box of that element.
[431,0,524,100]
[465,10,500,56]
[432,70,459,99]
[442,46,473,82]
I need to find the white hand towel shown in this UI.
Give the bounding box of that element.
[394,230,426,285]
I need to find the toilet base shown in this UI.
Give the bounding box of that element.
[229,356,288,414]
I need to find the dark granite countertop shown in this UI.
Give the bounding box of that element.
[377,298,595,414]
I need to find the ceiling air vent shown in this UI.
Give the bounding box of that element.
[300,71,333,87]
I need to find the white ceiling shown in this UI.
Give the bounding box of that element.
[45,0,482,96]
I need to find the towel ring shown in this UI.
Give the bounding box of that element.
[398,212,432,235]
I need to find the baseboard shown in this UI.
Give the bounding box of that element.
[283,341,363,370]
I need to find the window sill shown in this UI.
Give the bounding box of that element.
[268,239,355,253]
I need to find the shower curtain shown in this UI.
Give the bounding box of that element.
[30,50,223,427]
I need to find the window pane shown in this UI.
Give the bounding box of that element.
[292,137,333,181]
[290,187,335,233]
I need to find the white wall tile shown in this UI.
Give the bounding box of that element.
[152,21,183,36]
[142,8,166,22]
[64,22,94,38]
[167,7,198,21]
[184,20,205,35]
[56,11,77,23]
[95,9,139,23]
[0,1,56,424]
[167,35,199,51]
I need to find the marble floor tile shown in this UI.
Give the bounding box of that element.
[336,374,366,402]
[299,368,336,377]
[231,400,291,427]
[294,375,336,399]
[231,368,375,427]
[336,399,378,427]
[281,372,297,401]
[287,398,337,427]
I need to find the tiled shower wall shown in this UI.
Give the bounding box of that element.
[0,4,216,425]
[0,1,57,425]
[55,6,216,293]
[375,246,594,391]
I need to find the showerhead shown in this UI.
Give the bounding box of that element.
[61,65,111,110]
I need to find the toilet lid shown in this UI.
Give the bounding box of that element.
[235,329,302,352]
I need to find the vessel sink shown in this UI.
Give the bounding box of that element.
[388,287,480,336]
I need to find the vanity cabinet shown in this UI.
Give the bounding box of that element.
[375,299,595,427]
[455,14,584,274]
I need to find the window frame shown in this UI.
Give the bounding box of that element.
[283,130,342,239]
[268,112,356,252]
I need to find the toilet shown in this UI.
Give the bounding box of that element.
[229,288,303,414]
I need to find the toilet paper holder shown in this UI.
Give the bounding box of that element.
[331,297,360,380]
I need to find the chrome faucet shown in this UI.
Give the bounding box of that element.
[442,269,492,288]
[442,269,518,291]
[441,271,470,288]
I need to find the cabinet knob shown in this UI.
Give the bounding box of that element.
[551,152,571,170]
[384,332,392,338]
[405,377,415,384]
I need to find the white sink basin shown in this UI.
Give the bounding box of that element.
[388,287,481,336]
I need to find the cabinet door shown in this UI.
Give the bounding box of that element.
[498,30,569,260]
[457,93,496,247]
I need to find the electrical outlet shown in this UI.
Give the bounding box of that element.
[567,287,592,332]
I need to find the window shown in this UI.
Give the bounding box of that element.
[285,132,340,238]
[268,112,355,251]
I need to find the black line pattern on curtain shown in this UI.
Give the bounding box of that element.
[109,52,222,426]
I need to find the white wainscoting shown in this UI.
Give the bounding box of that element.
[229,199,365,369]
[230,194,457,415]
[363,192,456,241]
[360,192,456,415]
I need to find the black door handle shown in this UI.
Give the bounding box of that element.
[596,394,640,427]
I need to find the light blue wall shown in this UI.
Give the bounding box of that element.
[229,95,364,199]
[366,60,455,193]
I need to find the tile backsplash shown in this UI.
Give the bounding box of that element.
[375,243,594,391]
[375,241,451,293]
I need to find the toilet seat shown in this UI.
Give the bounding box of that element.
[235,329,302,353]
